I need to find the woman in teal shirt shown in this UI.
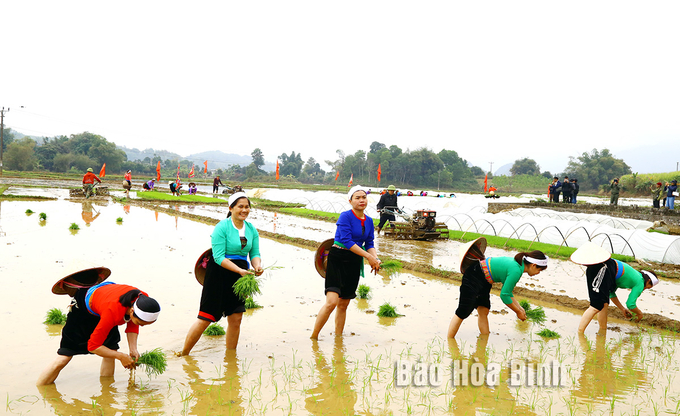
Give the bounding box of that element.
[448,250,548,338]
[181,192,263,354]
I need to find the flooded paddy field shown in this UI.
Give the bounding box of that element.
[3,191,680,415]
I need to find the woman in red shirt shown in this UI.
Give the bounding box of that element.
[36,282,161,385]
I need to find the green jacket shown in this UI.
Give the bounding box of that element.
[610,182,620,195]
[652,186,664,201]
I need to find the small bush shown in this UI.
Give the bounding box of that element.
[69,223,80,230]
[203,323,226,336]
[377,302,400,318]
[44,308,67,325]
[357,284,371,299]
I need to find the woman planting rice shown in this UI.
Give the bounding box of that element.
[37,274,161,385]
[181,192,263,354]
[572,242,659,333]
[447,238,548,338]
[311,186,381,339]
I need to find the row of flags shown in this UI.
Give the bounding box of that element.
[274,161,383,187]
[96,161,210,182]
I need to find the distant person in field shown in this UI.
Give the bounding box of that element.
[610,178,620,205]
[667,179,678,210]
[549,177,561,203]
[571,178,579,203]
[651,182,664,209]
[213,176,224,194]
[82,168,102,199]
[562,176,572,203]
[142,179,155,191]
[376,185,398,234]
[188,183,197,195]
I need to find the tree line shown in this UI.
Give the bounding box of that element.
[2,127,639,191]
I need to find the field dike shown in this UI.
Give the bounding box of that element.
[137,200,680,333]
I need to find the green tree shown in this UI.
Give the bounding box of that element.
[5,138,38,171]
[251,148,265,169]
[510,158,541,176]
[369,141,386,154]
[565,148,631,190]
[1,127,15,153]
[279,152,304,177]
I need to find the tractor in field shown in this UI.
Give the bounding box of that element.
[382,207,450,240]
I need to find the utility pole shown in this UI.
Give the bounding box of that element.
[489,162,494,176]
[0,107,8,176]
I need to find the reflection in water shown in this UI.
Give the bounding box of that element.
[573,333,647,404]
[182,350,243,415]
[39,378,119,415]
[81,201,100,225]
[306,338,357,415]
[124,205,130,214]
[448,335,536,415]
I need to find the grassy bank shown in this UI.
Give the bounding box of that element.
[134,192,227,204]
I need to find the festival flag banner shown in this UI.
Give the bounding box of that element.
[99,163,106,178]
[377,164,381,182]
[276,159,280,180]
[156,161,161,181]
[484,173,488,192]
[335,171,340,181]
[188,165,195,178]
[348,173,353,186]
[177,163,181,181]
[203,161,208,174]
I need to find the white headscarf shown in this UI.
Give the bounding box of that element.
[347,185,365,200]
[228,192,248,206]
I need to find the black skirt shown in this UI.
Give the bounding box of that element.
[198,257,248,322]
[455,261,492,319]
[57,289,121,356]
[325,247,363,299]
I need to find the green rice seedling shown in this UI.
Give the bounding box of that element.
[380,259,403,276]
[44,308,67,325]
[116,217,123,223]
[245,297,263,309]
[69,223,79,230]
[520,299,547,324]
[357,284,370,299]
[377,302,401,318]
[233,274,262,301]
[25,209,34,214]
[39,212,47,220]
[203,323,226,336]
[537,329,561,339]
[136,348,167,377]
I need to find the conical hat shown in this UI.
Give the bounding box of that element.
[314,239,335,278]
[459,237,487,273]
[194,249,213,286]
[570,242,611,265]
[52,260,111,295]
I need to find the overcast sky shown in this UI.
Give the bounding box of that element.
[3,1,680,174]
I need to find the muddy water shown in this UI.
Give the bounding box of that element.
[3,197,680,415]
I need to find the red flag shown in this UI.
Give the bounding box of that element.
[335,171,340,181]
[276,159,280,180]
[177,162,181,181]
[203,161,208,174]
[188,165,195,178]
[99,163,106,178]
[348,173,353,186]
[377,164,381,182]
[484,173,488,192]
[156,161,161,181]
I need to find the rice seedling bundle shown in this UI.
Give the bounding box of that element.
[357,284,371,299]
[519,299,547,324]
[69,223,80,230]
[377,302,401,318]
[25,209,34,214]
[116,217,123,223]
[39,212,47,220]
[232,274,262,301]
[203,323,226,336]
[245,297,262,309]
[380,259,403,275]
[136,348,167,376]
[536,329,561,339]
[44,308,67,325]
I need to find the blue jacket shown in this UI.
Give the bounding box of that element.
[668,184,678,197]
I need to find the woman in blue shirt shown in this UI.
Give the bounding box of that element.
[181,192,263,354]
[311,186,381,339]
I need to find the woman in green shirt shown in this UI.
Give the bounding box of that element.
[448,244,548,338]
